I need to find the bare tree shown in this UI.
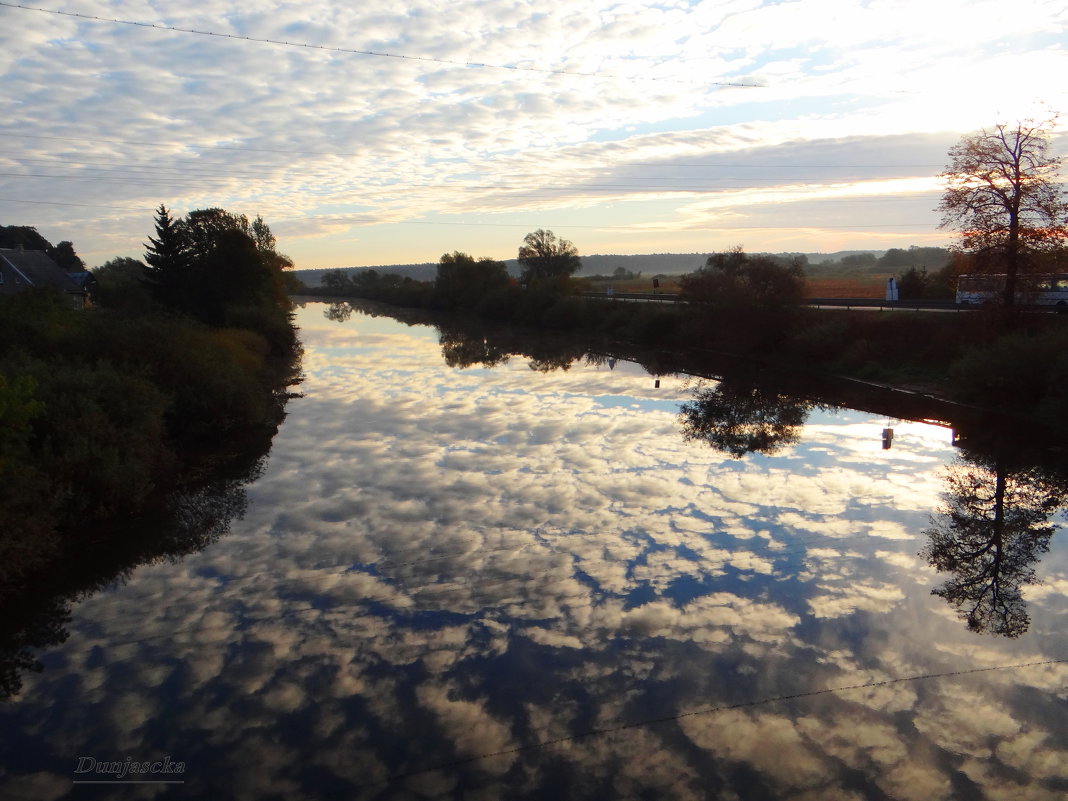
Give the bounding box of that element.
[938,117,1068,307]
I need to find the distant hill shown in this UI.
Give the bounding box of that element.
[295,247,950,287]
[294,262,438,287]
[577,253,708,276]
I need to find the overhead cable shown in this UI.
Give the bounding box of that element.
[0,2,763,88]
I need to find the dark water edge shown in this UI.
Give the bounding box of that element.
[0,386,295,701]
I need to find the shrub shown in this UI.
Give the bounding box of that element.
[948,328,1068,431]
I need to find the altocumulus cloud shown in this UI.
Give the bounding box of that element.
[2,1,1066,265]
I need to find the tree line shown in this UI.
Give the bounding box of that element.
[0,206,301,590]
[310,120,1067,431]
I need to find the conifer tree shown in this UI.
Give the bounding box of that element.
[143,204,190,308]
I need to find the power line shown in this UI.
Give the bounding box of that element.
[0,196,149,211]
[364,658,1068,787]
[0,2,763,89]
[3,156,941,186]
[1,131,944,171]
[0,169,943,200]
[0,130,370,158]
[0,198,936,231]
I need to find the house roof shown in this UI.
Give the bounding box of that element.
[67,271,97,289]
[0,248,82,292]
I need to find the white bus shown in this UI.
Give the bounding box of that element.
[955,273,1068,311]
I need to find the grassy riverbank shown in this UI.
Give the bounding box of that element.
[0,290,301,583]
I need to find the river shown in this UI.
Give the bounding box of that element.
[2,300,1066,800]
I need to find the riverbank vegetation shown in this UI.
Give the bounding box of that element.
[0,209,301,588]
[304,226,1067,435]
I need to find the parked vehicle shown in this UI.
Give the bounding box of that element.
[955,273,1068,311]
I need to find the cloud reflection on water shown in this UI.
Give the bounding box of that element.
[1,302,1066,799]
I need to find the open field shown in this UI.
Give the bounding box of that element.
[584,274,891,298]
[804,274,891,298]
[583,276,686,293]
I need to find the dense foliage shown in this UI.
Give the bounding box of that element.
[0,208,301,584]
[678,246,807,347]
[143,205,298,353]
[434,251,511,310]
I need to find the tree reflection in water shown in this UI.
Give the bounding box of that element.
[436,320,589,372]
[0,444,270,699]
[678,378,813,458]
[439,326,512,369]
[922,444,1068,638]
[323,301,354,323]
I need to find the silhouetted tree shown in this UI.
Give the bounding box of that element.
[938,117,1068,308]
[897,266,929,299]
[194,227,273,325]
[48,241,85,272]
[143,204,191,307]
[144,206,294,349]
[435,251,510,309]
[517,229,581,286]
[321,270,354,293]
[681,246,806,311]
[184,207,248,260]
[0,224,50,251]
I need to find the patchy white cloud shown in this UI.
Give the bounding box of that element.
[1,1,1065,265]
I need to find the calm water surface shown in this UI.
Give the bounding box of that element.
[2,301,1066,800]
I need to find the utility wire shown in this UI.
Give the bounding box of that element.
[0,170,943,203]
[2,158,942,187]
[1,130,943,170]
[0,2,763,88]
[0,198,937,230]
[0,196,149,210]
[0,130,371,158]
[364,658,1068,787]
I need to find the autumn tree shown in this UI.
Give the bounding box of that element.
[938,117,1068,307]
[517,229,581,286]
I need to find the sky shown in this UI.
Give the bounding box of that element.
[1,0,1066,269]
